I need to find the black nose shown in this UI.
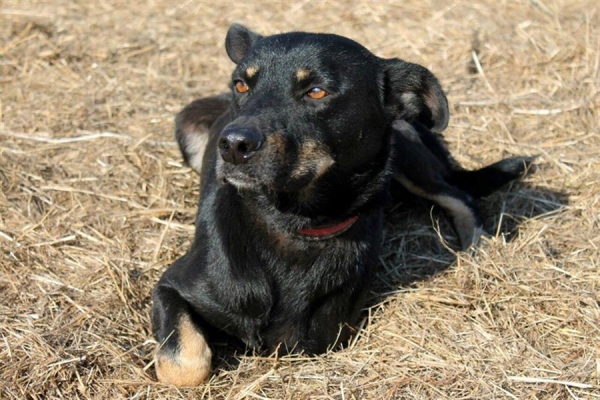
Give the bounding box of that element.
[218,126,263,165]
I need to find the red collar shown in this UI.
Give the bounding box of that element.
[297,216,358,239]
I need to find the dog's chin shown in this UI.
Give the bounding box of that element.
[218,170,297,194]
[221,173,320,194]
[222,175,262,191]
[216,159,261,191]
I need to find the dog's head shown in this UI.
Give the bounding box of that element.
[188,24,448,198]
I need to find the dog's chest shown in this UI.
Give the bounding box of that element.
[254,239,370,340]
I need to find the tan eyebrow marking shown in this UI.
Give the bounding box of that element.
[246,66,259,78]
[296,68,311,80]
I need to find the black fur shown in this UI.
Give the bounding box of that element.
[151,24,533,386]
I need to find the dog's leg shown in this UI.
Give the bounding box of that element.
[152,284,212,386]
[424,156,533,247]
[447,156,535,198]
[391,121,484,249]
[395,121,534,199]
[392,121,533,249]
[394,173,484,249]
[301,284,369,354]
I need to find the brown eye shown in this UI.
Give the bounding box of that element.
[234,80,249,94]
[307,87,328,100]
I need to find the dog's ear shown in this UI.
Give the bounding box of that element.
[175,94,231,174]
[225,24,262,64]
[383,59,449,132]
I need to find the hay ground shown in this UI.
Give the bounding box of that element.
[1,0,599,398]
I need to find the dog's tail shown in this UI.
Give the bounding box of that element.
[448,156,535,198]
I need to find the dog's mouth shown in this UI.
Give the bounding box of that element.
[221,174,261,191]
[216,156,262,190]
[218,165,319,193]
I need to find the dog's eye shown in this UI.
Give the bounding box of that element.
[306,87,328,100]
[234,80,249,94]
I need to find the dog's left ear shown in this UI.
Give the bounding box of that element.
[383,59,449,132]
[225,24,263,64]
[175,94,231,174]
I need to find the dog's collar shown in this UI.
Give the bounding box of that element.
[297,216,358,240]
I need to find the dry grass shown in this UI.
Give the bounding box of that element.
[1,0,599,398]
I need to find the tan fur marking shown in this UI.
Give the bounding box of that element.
[185,130,209,174]
[292,140,334,180]
[266,133,286,157]
[313,152,335,179]
[246,66,259,78]
[423,91,438,114]
[423,90,448,131]
[155,314,212,386]
[394,174,428,198]
[295,68,310,81]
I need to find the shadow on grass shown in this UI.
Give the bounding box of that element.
[369,181,570,297]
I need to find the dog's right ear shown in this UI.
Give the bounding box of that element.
[383,59,449,133]
[175,94,231,174]
[225,24,262,64]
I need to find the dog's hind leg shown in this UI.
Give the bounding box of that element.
[447,156,535,198]
[392,121,533,249]
[394,173,484,249]
[152,283,212,386]
[392,121,484,249]
[175,93,230,174]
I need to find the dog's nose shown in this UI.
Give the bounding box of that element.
[218,126,263,165]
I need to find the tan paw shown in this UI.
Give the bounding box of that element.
[155,314,212,386]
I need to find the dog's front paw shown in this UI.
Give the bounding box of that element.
[155,315,212,386]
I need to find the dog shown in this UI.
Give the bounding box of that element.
[151,24,533,386]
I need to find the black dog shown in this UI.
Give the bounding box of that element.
[152,24,532,386]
